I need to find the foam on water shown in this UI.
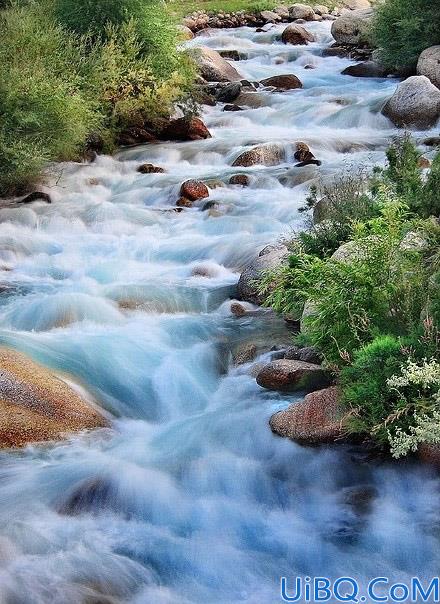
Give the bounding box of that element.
[0,20,438,604]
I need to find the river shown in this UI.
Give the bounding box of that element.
[0,19,438,604]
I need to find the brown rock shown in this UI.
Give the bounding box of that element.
[180,180,209,201]
[418,443,440,468]
[281,23,315,45]
[161,117,212,141]
[137,164,166,174]
[418,156,431,169]
[269,386,345,444]
[256,359,333,392]
[176,197,194,208]
[232,144,286,167]
[229,174,250,186]
[289,4,315,20]
[0,348,108,448]
[118,127,156,146]
[192,47,243,82]
[342,61,387,78]
[233,342,258,365]
[260,74,303,90]
[20,191,52,204]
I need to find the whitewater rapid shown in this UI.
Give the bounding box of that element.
[0,20,438,604]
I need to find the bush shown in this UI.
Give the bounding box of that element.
[373,0,440,74]
[0,5,98,195]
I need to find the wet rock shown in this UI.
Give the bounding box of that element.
[294,141,315,162]
[192,47,243,82]
[382,76,440,130]
[331,9,374,46]
[201,200,220,212]
[176,197,194,208]
[269,386,345,444]
[136,163,166,174]
[218,50,241,61]
[229,174,250,186]
[260,74,303,90]
[423,136,440,147]
[342,61,387,78]
[256,359,332,392]
[223,104,244,111]
[180,180,209,202]
[233,342,258,365]
[418,443,440,468]
[216,81,242,102]
[230,302,248,317]
[289,4,315,21]
[232,144,286,167]
[237,244,289,305]
[161,116,212,141]
[118,127,157,146]
[323,46,348,57]
[281,23,315,45]
[57,477,113,515]
[417,46,440,89]
[234,91,267,108]
[0,347,108,448]
[284,345,323,365]
[20,191,52,204]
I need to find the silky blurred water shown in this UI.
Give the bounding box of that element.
[0,21,438,604]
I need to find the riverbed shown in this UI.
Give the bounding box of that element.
[0,20,438,604]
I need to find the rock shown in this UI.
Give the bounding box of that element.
[260,10,281,22]
[323,46,348,57]
[0,347,108,448]
[136,163,166,174]
[229,174,250,186]
[224,104,244,111]
[269,386,344,444]
[382,76,440,130]
[418,443,440,468]
[176,197,194,208]
[180,180,209,201]
[57,477,113,515]
[289,4,315,21]
[237,244,289,305]
[423,136,440,147]
[294,141,315,162]
[161,117,212,141]
[331,8,374,46]
[20,191,51,204]
[313,196,331,223]
[192,47,243,82]
[178,24,195,40]
[118,127,157,146]
[230,302,248,317]
[341,0,370,8]
[313,4,329,15]
[342,61,387,77]
[257,359,332,392]
[281,23,315,45]
[233,342,258,365]
[234,91,267,108]
[260,74,303,90]
[300,299,318,333]
[418,156,431,169]
[417,46,440,89]
[216,82,242,102]
[284,345,323,365]
[218,50,241,61]
[274,5,290,18]
[232,144,286,167]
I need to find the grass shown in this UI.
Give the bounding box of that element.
[169,0,280,18]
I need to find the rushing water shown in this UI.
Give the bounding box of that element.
[0,20,439,604]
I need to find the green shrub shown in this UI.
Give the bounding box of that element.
[373,0,440,73]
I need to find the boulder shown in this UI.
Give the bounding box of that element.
[260,10,281,22]
[257,359,332,392]
[281,23,315,45]
[417,46,440,89]
[0,347,108,448]
[178,25,195,40]
[118,126,157,146]
[229,174,250,186]
[331,9,374,46]
[274,6,290,18]
[237,244,289,305]
[284,345,323,365]
[176,197,195,208]
[260,74,303,90]
[232,143,286,167]
[313,4,329,15]
[342,61,387,78]
[218,50,241,61]
[234,91,268,108]
[289,4,315,20]
[269,386,344,444]
[216,82,242,102]
[418,443,440,468]
[20,191,52,204]
[382,76,440,130]
[424,136,440,147]
[180,180,209,201]
[57,477,113,515]
[137,163,166,174]
[341,0,370,8]
[224,104,244,111]
[161,116,212,141]
[192,47,243,82]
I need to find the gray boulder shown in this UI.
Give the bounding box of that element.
[232,143,287,167]
[342,61,387,78]
[382,76,440,129]
[192,47,243,82]
[237,244,289,305]
[331,8,374,46]
[417,46,440,89]
[289,3,315,20]
[257,359,332,392]
[341,0,370,8]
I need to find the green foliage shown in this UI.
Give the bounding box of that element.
[383,136,440,218]
[373,0,440,73]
